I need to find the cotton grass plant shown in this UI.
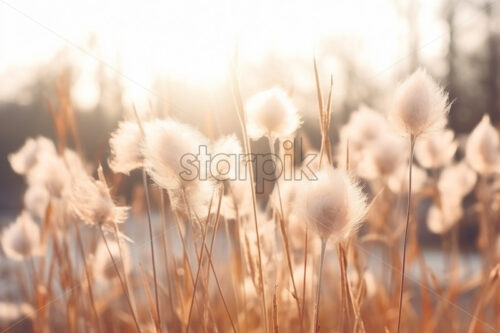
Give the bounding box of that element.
[2,65,500,333]
[390,68,450,333]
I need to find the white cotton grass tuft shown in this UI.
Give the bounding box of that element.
[168,177,215,219]
[211,134,243,181]
[391,69,449,137]
[0,302,35,324]
[23,185,50,220]
[27,152,71,198]
[70,172,129,233]
[414,129,457,168]
[427,162,476,235]
[357,134,407,180]
[337,106,388,170]
[465,115,500,175]
[142,119,209,189]
[109,120,144,175]
[427,197,463,234]
[340,105,387,153]
[1,212,42,260]
[245,87,301,140]
[388,164,427,194]
[221,177,252,220]
[93,238,131,280]
[296,166,367,242]
[438,162,477,199]
[8,137,56,175]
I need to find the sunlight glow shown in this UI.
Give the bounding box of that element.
[0,0,444,108]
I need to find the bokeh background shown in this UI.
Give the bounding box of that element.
[0,0,499,232]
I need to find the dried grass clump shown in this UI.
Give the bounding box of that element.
[1,66,500,333]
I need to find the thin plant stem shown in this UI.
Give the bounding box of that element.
[73,223,101,333]
[142,170,162,332]
[397,135,415,333]
[160,189,178,324]
[230,61,268,331]
[301,226,309,331]
[267,136,302,321]
[98,225,142,333]
[314,239,327,333]
[185,187,218,332]
[204,187,238,333]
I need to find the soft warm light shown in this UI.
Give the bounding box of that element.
[0,0,445,107]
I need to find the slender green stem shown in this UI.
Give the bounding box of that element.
[397,135,415,333]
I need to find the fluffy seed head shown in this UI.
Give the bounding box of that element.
[142,119,209,189]
[23,185,50,220]
[391,69,449,137]
[27,152,71,198]
[1,212,41,260]
[109,121,144,175]
[296,166,367,242]
[415,129,457,168]
[211,135,243,181]
[387,164,427,194]
[340,105,387,153]
[8,137,56,175]
[438,162,477,199]
[427,196,462,234]
[245,87,301,139]
[70,172,129,232]
[465,115,500,174]
[357,134,407,179]
[93,238,131,280]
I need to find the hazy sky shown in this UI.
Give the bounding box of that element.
[0,0,449,109]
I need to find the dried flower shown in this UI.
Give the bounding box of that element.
[391,69,449,137]
[211,134,242,181]
[427,196,462,234]
[23,185,50,220]
[340,105,387,154]
[1,212,41,260]
[296,166,367,241]
[142,119,209,189]
[357,134,407,180]
[93,238,131,280]
[415,129,457,168]
[8,137,56,175]
[27,152,71,198]
[438,162,477,198]
[109,121,144,175]
[70,172,129,232]
[465,115,500,174]
[245,87,301,139]
[388,164,427,194]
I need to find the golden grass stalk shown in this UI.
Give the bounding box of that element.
[97,224,142,332]
[142,169,162,332]
[134,106,162,331]
[314,239,327,333]
[397,134,416,333]
[267,136,302,322]
[467,264,500,333]
[230,56,268,331]
[73,222,101,333]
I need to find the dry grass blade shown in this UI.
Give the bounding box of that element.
[230,55,268,332]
